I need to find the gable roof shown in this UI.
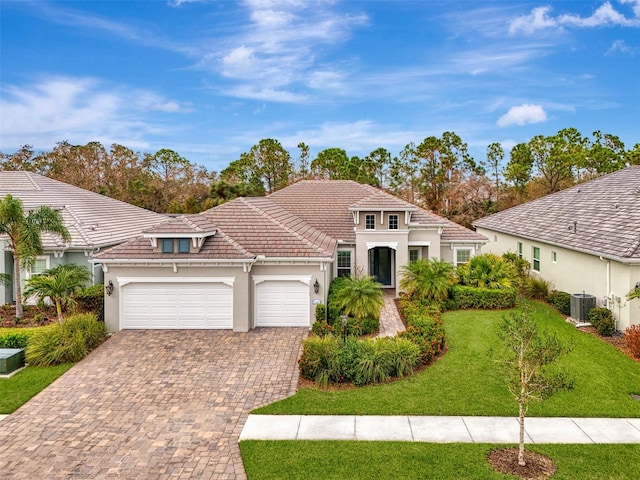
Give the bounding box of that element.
[268,180,485,242]
[473,166,640,262]
[0,171,168,250]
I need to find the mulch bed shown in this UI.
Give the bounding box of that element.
[487,448,556,480]
[575,324,639,364]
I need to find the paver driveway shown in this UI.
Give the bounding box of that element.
[0,328,307,480]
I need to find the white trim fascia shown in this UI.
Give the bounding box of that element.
[92,258,255,268]
[252,274,312,286]
[348,206,417,212]
[254,257,333,263]
[366,241,398,251]
[443,239,489,245]
[357,229,409,235]
[117,276,235,287]
[408,240,431,246]
[143,231,217,239]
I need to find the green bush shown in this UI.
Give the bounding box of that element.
[446,285,517,310]
[0,331,31,348]
[522,276,552,300]
[329,315,379,336]
[25,313,107,366]
[588,307,615,337]
[298,335,341,387]
[548,290,571,316]
[74,284,104,321]
[311,321,334,337]
[315,303,327,322]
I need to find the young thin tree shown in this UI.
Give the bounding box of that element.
[0,195,71,318]
[497,304,573,466]
[23,264,91,323]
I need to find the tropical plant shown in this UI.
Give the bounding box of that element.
[628,286,640,301]
[332,275,384,321]
[457,254,517,290]
[497,304,573,467]
[0,194,70,318]
[522,276,553,300]
[23,264,90,323]
[400,258,457,302]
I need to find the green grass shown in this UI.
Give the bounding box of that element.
[0,363,73,413]
[256,301,640,417]
[240,441,640,480]
[0,325,56,335]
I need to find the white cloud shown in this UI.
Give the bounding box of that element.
[606,39,637,54]
[0,76,188,151]
[509,1,640,35]
[496,104,548,127]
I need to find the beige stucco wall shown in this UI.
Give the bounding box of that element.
[476,227,640,331]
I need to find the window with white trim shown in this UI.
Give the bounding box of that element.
[365,214,375,230]
[337,250,352,277]
[388,214,399,230]
[551,251,557,263]
[161,239,173,253]
[409,248,420,263]
[455,248,472,266]
[25,255,50,279]
[532,246,541,272]
[517,242,523,259]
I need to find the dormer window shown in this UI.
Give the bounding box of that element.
[388,214,398,230]
[365,214,375,230]
[178,238,190,253]
[161,239,173,253]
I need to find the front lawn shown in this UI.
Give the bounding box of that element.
[256,301,640,417]
[0,363,73,413]
[240,441,640,480]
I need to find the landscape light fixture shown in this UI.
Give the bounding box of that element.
[105,280,114,296]
[313,279,320,294]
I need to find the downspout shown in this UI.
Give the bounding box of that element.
[599,256,611,315]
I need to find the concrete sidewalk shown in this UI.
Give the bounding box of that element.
[240,415,640,444]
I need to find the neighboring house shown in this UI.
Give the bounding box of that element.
[474,166,640,331]
[0,171,169,305]
[95,180,487,332]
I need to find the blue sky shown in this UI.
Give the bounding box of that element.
[1,0,639,173]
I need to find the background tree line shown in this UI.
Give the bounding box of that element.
[2,128,639,225]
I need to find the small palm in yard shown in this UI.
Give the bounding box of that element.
[399,258,456,302]
[333,275,384,320]
[23,264,91,323]
[457,253,517,290]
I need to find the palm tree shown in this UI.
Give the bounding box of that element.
[628,287,640,301]
[23,264,90,323]
[0,194,71,318]
[333,275,384,320]
[457,254,517,290]
[400,258,456,302]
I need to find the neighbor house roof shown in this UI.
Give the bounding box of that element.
[268,180,485,243]
[473,166,640,261]
[0,171,168,250]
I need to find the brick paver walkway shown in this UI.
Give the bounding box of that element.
[0,328,307,480]
[377,291,405,337]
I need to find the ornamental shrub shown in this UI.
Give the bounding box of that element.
[447,285,517,310]
[0,331,31,348]
[624,325,640,359]
[522,276,552,300]
[548,290,571,316]
[314,303,327,322]
[588,307,615,337]
[311,320,334,337]
[25,313,107,366]
[74,284,105,321]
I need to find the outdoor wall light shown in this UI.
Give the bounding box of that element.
[313,279,320,294]
[105,280,114,296]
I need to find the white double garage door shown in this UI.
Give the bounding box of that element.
[120,277,310,329]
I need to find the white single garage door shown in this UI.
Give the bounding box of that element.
[121,282,233,329]
[255,280,310,327]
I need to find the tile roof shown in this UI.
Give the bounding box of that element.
[0,171,168,249]
[143,215,218,235]
[473,166,640,260]
[268,180,485,242]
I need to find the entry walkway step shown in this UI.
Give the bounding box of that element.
[240,415,640,444]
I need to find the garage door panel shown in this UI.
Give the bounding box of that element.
[255,280,309,327]
[122,282,232,329]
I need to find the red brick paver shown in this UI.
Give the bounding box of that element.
[0,328,307,479]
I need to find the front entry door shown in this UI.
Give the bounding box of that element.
[369,247,392,286]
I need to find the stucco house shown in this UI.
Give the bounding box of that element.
[95,180,487,332]
[0,171,169,305]
[473,166,640,331]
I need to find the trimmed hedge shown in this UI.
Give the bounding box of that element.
[548,290,571,316]
[445,285,517,310]
[299,294,443,387]
[0,331,31,348]
[74,284,104,321]
[588,307,615,337]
